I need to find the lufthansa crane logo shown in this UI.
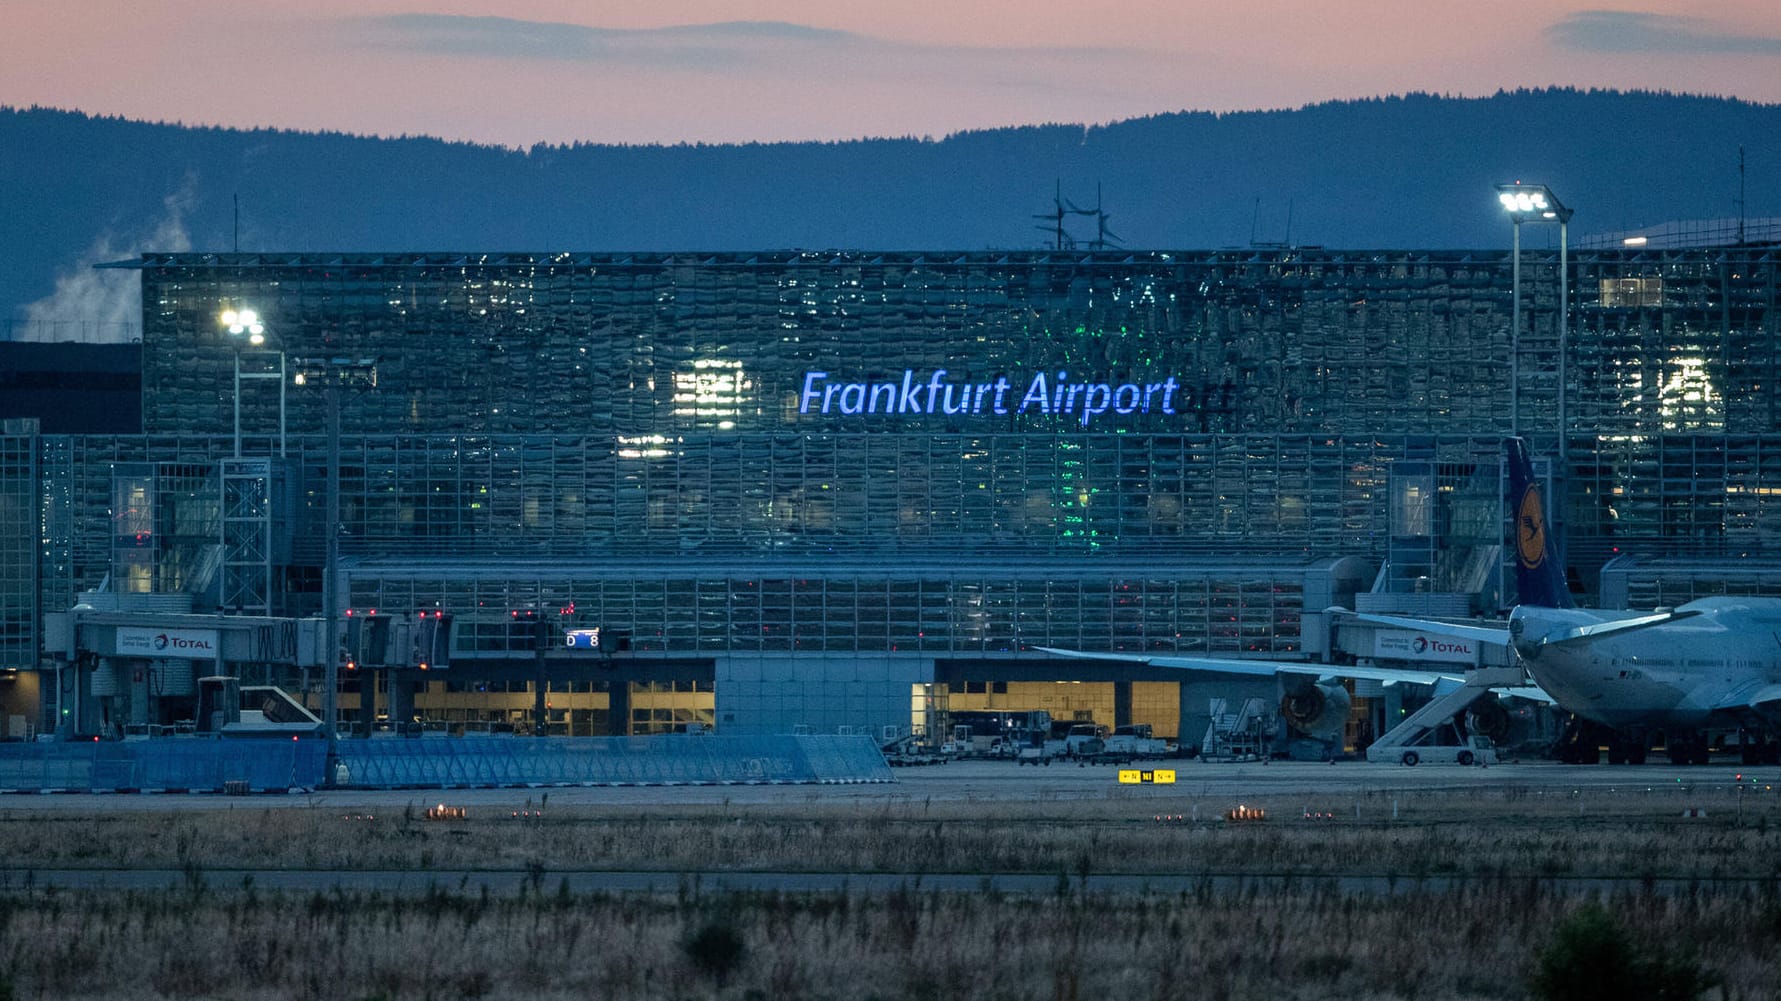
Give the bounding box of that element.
[1517,485,1547,569]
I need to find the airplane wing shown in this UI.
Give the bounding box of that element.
[1711,682,1781,716]
[1345,614,1512,647]
[1033,647,1468,686]
[1351,609,1702,650]
[1032,647,1553,703]
[1748,685,1781,716]
[1541,609,1702,646]
[1496,684,1559,705]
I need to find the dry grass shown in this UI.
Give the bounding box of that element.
[1,878,1778,1000]
[3,787,1779,998]
[3,785,1780,880]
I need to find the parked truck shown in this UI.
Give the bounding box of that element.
[1014,734,1057,766]
[1102,724,1170,761]
[1063,723,1105,759]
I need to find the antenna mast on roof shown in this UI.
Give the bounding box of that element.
[1064,183,1121,251]
[1033,182,1120,251]
[1033,180,1072,250]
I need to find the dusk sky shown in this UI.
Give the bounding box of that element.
[7,2,1781,146]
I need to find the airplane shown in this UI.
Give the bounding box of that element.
[1355,438,1781,765]
[1041,438,1781,765]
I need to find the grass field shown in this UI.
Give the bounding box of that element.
[2,877,1775,1000]
[6,784,1781,878]
[3,783,1779,999]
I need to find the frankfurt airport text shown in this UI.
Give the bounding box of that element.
[798,369,1188,426]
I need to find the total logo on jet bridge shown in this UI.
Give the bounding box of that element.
[1373,631,1478,665]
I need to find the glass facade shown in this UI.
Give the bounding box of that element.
[134,250,1778,441]
[3,248,1779,693]
[292,432,1434,559]
[343,561,1316,656]
[0,430,35,672]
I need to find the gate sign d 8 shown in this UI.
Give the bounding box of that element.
[564,628,601,649]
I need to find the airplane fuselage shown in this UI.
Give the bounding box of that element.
[1512,597,1781,730]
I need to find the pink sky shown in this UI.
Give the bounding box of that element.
[8,2,1780,146]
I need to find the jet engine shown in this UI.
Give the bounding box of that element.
[1278,679,1351,742]
[1466,697,1513,745]
[1467,694,1559,752]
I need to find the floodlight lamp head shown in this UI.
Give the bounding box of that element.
[1496,182,1570,223]
[221,307,262,337]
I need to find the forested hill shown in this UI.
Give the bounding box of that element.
[4,88,1778,334]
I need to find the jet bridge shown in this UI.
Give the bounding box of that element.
[41,607,303,739]
[1363,667,1525,762]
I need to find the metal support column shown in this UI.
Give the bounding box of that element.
[1558,216,1568,461]
[295,355,377,779]
[608,680,630,736]
[534,617,549,736]
[1510,220,1521,437]
[323,382,341,769]
[220,457,274,616]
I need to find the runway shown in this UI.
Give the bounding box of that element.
[0,756,1761,811]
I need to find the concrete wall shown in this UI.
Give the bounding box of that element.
[715,654,933,738]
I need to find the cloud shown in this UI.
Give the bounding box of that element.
[349,15,869,68]
[342,14,1138,78]
[1548,10,1781,55]
[309,14,1199,142]
[17,181,196,344]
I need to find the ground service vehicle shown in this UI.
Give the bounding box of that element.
[1367,734,1499,766]
[949,710,1054,757]
[1064,723,1105,758]
[1102,724,1169,759]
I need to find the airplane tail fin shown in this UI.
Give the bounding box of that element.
[1506,438,1573,609]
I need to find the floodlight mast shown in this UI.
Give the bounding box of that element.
[218,307,286,458]
[292,357,379,778]
[1496,183,1573,459]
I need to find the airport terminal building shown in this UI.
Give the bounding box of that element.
[2,247,1779,747]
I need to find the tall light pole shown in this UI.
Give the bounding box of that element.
[220,308,287,458]
[293,356,378,777]
[1496,183,1574,457]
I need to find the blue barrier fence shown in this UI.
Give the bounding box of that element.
[0,734,891,793]
[336,734,892,788]
[0,738,326,792]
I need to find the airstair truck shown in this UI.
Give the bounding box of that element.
[1364,667,1522,765]
[1374,733,1500,767]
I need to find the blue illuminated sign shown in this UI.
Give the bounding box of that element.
[564,628,601,649]
[797,370,1197,427]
